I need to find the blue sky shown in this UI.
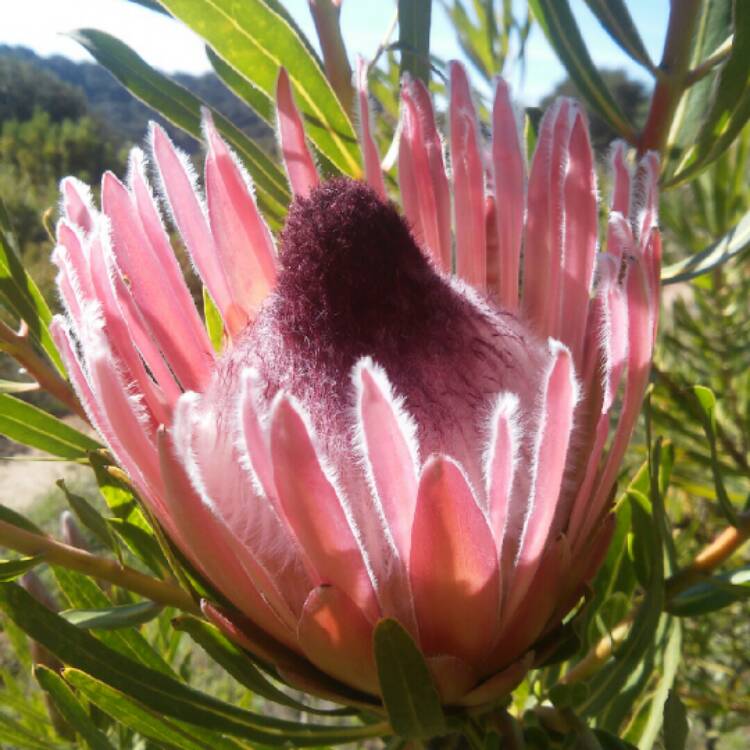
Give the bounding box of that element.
[1,0,669,104]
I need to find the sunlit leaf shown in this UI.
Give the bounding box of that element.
[0,394,100,459]
[0,582,385,745]
[34,666,116,750]
[668,565,750,616]
[583,0,654,70]
[70,28,289,221]
[661,208,750,284]
[65,668,245,750]
[155,0,362,178]
[691,385,738,525]
[528,0,635,141]
[0,207,63,374]
[0,555,44,582]
[202,287,224,353]
[669,0,749,184]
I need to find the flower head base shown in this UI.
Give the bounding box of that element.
[52,60,660,708]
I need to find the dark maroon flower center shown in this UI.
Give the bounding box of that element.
[225,178,545,469]
[274,177,463,368]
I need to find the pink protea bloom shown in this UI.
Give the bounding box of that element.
[51,61,660,706]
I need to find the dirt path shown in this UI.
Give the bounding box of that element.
[0,416,93,512]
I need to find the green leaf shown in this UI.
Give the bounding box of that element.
[53,567,176,677]
[399,0,433,84]
[0,210,63,375]
[576,452,667,719]
[593,730,638,749]
[0,394,100,459]
[663,1,731,171]
[173,615,352,716]
[662,690,689,750]
[669,0,750,184]
[0,555,43,582]
[668,565,750,616]
[202,287,224,353]
[106,518,167,577]
[583,0,654,70]
[0,582,386,745]
[528,0,635,141]
[691,385,738,525]
[57,480,120,559]
[0,503,43,534]
[89,452,150,530]
[155,0,362,178]
[34,666,116,750]
[661,208,750,284]
[70,28,290,221]
[61,600,163,631]
[0,379,38,394]
[621,616,682,749]
[373,618,446,740]
[65,669,244,750]
[440,0,498,82]
[206,47,274,126]
[0,712,64,750]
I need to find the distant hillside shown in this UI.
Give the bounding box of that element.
[0,44,272,153]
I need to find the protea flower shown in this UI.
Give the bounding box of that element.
[50,61,660,707]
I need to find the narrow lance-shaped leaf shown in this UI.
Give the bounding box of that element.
[692,386,738,525]
[64,668,245,750]
[155,0,362,178]
[0,583,388,745]
[34,666,116,750]
[399,0,433,84]
[57,480,120,560]
[583,0,654,71]
[206,47,274,126]
[202,287,224,353]
[668,565,750,616]
[576,441,668,718]
[528,0,635,141]
[0,393,101,459]
[0,207,63,374]
[173,615,354,716]
[70,28,289,221]
[662,690,689,750]
[669,0,750,185]
[373,618,447,740]
[663,0,731,174]
[0,379,38,394]
[661,209,750,284]
[0,555,44,582]
[53,567,176,677]
[106,517,167,576]
[61,600,163,630]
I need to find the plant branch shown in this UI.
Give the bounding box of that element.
[638,0,703,154]
[0,319,87,421]
[561,510,750,684]
[0,519,201,615]
[308,0,355,119]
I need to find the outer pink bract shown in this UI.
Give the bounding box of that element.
[52,60,660,706]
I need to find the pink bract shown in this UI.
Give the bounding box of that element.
[52,60,660,706]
